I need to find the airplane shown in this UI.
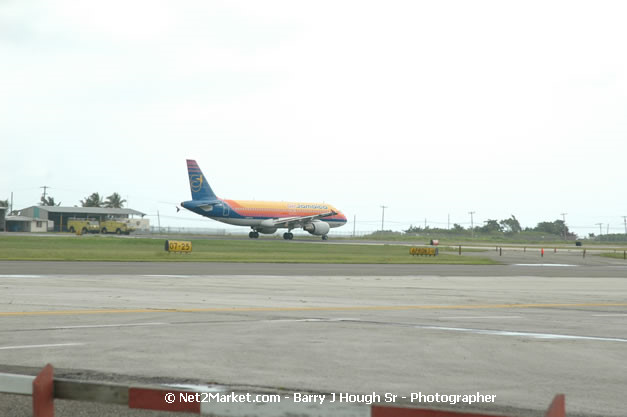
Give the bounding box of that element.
[180,159,347,240]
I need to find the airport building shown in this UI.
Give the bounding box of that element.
[6,206,147,233]
[0,207,6,231]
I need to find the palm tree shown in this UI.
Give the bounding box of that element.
[40,196,60,206]
[105,192,126,208]
[81,193,104,207]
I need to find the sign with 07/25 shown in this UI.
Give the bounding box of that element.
[165,240,192,253]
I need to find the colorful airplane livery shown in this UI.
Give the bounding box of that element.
[181,160,347,240]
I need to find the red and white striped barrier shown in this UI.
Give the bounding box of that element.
[0,371,34,395]
[0,364,566,417]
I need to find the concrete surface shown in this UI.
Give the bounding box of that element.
[0,261,626,417]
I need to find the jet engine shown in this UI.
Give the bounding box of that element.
[304,220,330,236]
[257,219,278,234]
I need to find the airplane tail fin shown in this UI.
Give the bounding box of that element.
[186,159,218,201]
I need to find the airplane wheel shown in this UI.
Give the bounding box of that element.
[249,231,257,239]
[254,232,259,238]
[321,235,328,240]
[288,232,294,240]
[283,233,290,240]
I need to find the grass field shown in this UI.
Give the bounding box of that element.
[600,251,627,260]
[0,234,497,264]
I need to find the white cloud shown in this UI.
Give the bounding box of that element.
[1,0,626,234]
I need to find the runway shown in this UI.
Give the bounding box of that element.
[1,261,626,417]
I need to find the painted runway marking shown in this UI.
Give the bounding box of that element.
[415,325,627,343]
[439,316,523,320]
[2,302,627,317]
[592,314,627,317]
[165,383,225,392]
[513,264,577,267]
[142,275,195,278]
[0,343,85,350]
[0,275,43,278]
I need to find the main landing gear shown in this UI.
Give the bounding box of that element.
[283,232,294,240]
[248,231,259,239]
[321,235,328,240]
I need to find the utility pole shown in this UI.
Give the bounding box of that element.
[622,216,627,235]
[353,215,356,237]
[469,211,475,238]
[560,213,567,240]
[380,206,387,231]
[40,185,51,202]
[448,213,450,230]
[596,223,603,237]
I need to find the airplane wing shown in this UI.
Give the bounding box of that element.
[267,211,338,229]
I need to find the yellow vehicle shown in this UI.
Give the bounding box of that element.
[99,219,135,235]
[67,218,100,234]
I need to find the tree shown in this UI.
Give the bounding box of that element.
[40,196,60,206]
[479,219,502,233]
[534,219,574,238]
[500,215,522,233]
[405,225,423,233]
[0,199,7,208]
[81,193,104,207]
[452,223,465,232]
[105,192,126,209]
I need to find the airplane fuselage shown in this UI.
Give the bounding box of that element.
[182,199,347,229]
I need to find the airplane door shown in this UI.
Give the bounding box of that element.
[223,203,230,217]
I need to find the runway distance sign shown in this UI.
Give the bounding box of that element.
[409,247,438,256]
[165,240,192,253]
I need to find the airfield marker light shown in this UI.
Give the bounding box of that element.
[541,248,544,257]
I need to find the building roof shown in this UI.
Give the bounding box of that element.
[30,206,145,216]
[6,215,44,222]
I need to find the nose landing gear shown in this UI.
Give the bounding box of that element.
[283,232,294,240]
[248,231,259,239]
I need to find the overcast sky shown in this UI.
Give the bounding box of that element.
[1,1,626,236]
